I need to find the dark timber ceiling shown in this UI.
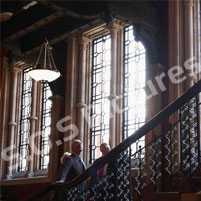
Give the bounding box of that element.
[1,1,164,62]
[0,1,165,96]
[1,1,109,57]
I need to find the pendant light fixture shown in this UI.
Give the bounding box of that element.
[28,40,61,83]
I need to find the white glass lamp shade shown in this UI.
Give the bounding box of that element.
[28,40,61,83]
[28,68,61,83]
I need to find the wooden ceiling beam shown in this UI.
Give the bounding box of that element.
[19,17,91,53]
[3,11,66,42]
[1,4,53,39]
[21,18,103,56]
[38,1,104,20]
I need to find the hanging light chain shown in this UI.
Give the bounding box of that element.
[35,42,44,67]
[44,42,47,69]
[49,45,58,71]
[47,44,52,70]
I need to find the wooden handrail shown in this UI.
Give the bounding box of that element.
[29,79,201,200]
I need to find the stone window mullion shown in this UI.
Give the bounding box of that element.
[184,0,197,89]
[108,24,119,149]
[84,41,92,164]
[0,57,11,180]
[13,69,22,174]
[6,64,20,179]
[28,79,38,177]
[115,27,124,146]
[76,37,90,146]
[63,37,77,152]
[193,0,200,81]
[34,82,42,172]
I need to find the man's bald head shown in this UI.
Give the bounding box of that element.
[71,139,82,156]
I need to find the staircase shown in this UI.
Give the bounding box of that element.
[150,192,201,201]
[30,80,201,201]
[0,186,19,201]
[148,175,201,201]
[148,172,201,201]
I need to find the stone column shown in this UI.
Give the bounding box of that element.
[108,25,119,149]
[76,37,89,145]
[193,0,200,81]
[167,2,183,164]
[168,0,182,102]
[145,63,166,179]
[115,27,124,145]
[146,63,166,119]
[146,63,165,143]
[184,0,196,89]
[28,80,38,177]
[0,57,10,180]
[6,63,20,179]
[64,37,77,152]
[49,95,64,181]
[193,0,201,144]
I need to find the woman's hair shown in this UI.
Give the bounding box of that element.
[60,152,71,164]
[100,143,110,150]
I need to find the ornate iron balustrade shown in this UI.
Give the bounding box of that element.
[31,79,201,201]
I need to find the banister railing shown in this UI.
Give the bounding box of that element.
[30,79,201,201]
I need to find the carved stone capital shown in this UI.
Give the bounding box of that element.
[11,66,22,74]
[186,73,197,80]
[14,60,30,70]
[78,36,91,49]
[29,116,38,121]
[8,121,17,126]
[66,35,76,42]
[184,0,194,7]
[107,94,118,100]
[109,26,118,37]
[108,22,124,36]
[76,102,87,108]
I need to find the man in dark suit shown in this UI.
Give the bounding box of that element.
[57,139,86,196]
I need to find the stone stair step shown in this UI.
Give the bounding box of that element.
[148,192,201,201]
[171,176,201,193]
[181,193,201,201]
[150,192,180,201]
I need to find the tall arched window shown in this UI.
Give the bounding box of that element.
[89,25,146,162]
[0,62,53,180]
[18,70,53,172]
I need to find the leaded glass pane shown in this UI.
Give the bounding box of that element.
[18,67,32,172]
[90,35,111,163]
[123,26,146,153]
[40,83,52,169]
